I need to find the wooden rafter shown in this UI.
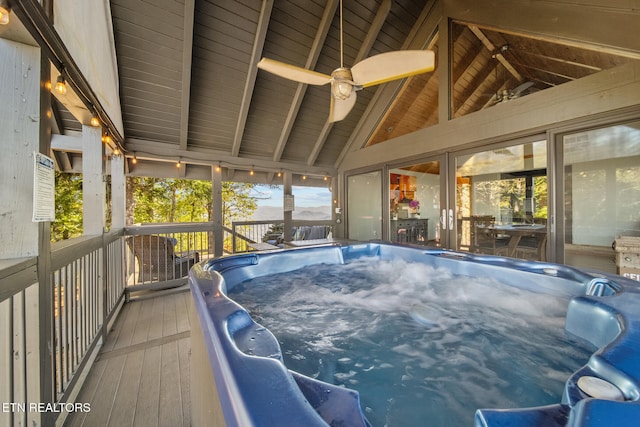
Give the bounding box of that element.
[178,0,195,150]
[231,0,274,157]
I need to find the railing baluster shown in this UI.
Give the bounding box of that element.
[0,297,14,425]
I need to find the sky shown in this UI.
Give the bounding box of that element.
[250,184,332,208]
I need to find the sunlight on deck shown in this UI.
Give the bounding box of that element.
[65,291,192,427]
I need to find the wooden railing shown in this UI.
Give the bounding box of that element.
[0,231,126,426]
[231,219,333,252]
[50,232,126,400]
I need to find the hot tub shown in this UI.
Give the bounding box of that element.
[189,243,640,427]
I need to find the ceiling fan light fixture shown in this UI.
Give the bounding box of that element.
[331,68,354,100]
[332,80,352,100]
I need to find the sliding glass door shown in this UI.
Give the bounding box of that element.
[558,121,640,273]
[347,171,382,241]
[453,138,548,260]
[389,157,446,247]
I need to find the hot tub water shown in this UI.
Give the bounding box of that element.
[230,257,593,427]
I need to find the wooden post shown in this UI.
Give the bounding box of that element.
[283,171,293,242]
[110,155,126,230]
[212,165,223,257]
[0,38,48,426]
[0,40,41,258]
[331,176,342,238]
[82,125,105,235]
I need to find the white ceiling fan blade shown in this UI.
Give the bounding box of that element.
[351,50,435,88]
[328,91,357,123]
[511,81,534,97]
[257,58,331,86]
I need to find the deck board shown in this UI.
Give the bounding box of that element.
[65,290,191,427]
[158,341,184,426]
[108,352,143,427]
[132,346,161,427]
[131,295,155,345]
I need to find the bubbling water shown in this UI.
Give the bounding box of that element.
[230,258,592,427]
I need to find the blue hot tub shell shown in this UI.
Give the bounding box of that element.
[188,243,640,427]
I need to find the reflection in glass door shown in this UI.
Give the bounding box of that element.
[389,160,442,247]
[560,121,640,273]
[454,139,548,260]
[347,171,382,241]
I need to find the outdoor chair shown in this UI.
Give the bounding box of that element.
[127,235,200,283]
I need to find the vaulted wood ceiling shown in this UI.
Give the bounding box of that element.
[49,0,634,183]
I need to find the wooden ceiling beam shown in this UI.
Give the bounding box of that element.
[468,25,523,83]
[231,0,274,157]
[272,0,339,162]
[178,0,195,150]
[514,49,603,72]
[453,61,499,116]
[510,61,578,82]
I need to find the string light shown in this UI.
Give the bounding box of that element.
[176,158,181,168]
[249,166,254,176]
[215,162,221,172]
[277,170,282,177]
[0,1,10,26]
[131,154,138,164]
[302,175,307,180]
[55,75,67,95]
[90,116,100,127]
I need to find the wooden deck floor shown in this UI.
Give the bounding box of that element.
[65,290,192,427]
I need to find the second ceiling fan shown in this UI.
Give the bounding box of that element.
[257,0,435,123]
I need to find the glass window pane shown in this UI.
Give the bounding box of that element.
[347,171,382,241]
[563,122,640,272]
[390,161,440,247]
[455,140,548,261]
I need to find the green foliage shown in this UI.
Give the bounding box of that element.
[53,173,260,242]
[52,172,83,241]
[533,176,548,218]
[221,182,258,226]
[462,175,548,220]
[128,177,258,225]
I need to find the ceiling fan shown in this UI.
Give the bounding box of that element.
[491,81,535,104]
[256,0,435,122]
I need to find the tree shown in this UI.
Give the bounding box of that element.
[126,177,258,225]
[52,172,83,241]
[53,173,261,242]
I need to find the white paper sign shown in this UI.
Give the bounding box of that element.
[33,152,56,222]
[284,194,295,212]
